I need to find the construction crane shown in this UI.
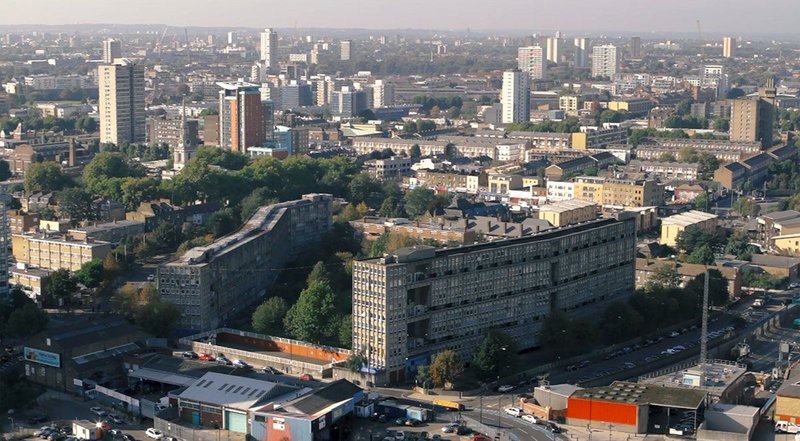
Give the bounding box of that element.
[154,26,169,54]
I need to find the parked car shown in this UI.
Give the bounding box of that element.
[378,414,388,423]
[546,422,563,433]
[181,351,198,359]
[405,419,422,427]
[504,407,522,417]
[145,429,163,440]
[497,384,514,393]
[232,359,250,369]
[216,355,232,365]
[90,407,106,417]
[669,331,680,338]
[198,353,215,362]
[394,431,405,440]
[122,434,136,441]
[522,414,539,424]
[442,423,460,433]
[108,414,124,424]
[300,374,313,381]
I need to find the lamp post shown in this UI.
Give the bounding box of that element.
[8,417,14,433]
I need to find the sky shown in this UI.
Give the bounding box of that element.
[0,0,796,36]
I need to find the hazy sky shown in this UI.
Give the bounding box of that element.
[1,0,796,35]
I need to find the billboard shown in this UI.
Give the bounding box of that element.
[24,347,61,368]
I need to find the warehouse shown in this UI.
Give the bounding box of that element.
[566,381,707,434]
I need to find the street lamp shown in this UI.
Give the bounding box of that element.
[8,417,14,433]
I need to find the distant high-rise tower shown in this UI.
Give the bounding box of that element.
[102,39,121,63]
[630,36,642,58]
[573,37,591,68]
[340,40,352,61]
[372,79,394,108]
[722,36,735,58]
[98,60,145,145]
[0,192,9,302]
[545,37,562,63]
[501,69,530,125]
[260,28,278,73]
[217,81,274,153]
[592,45,618,79]
[517,46,547,80]
[731,79,776,148]
[227,31,237,46]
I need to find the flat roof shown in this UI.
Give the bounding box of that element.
[360,217,629,265]
[538,199,596,214]
[640,361,748,397]
[661,210,718,227]
[750,254,800,269]
[179,372,300,410]
[571,381,706,409]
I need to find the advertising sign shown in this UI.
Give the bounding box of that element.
[24,347,61,368]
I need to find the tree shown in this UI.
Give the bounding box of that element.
[648,264,682,289]
[726,230,759,260]
[5,304,48,338]
[83,152,144,196]
[348,173,381,206]
[402,120,418,133]
[45,269,77,307]
[713,118,730,131]
[693,192,710,212]
[74,259,105,288]
[677,147,698,163]
[430,350,462,388]
[472,331,519,379]
[240,187,278,221]
[56,187,94,226]
[733,198,759,218]
[404,187,437,218]
[345,352,367,373]
[135,300,181,337]
[416,365,432,389]
[685,269,730,307]
[675,225,716,254]
[284,281,337,343]
[252,297,289,335]
[24,162,68,193]
[658,152,678,163]
[337,314,352,348]
[209,207,240,238]
[307,261,332,286]
[687,244,715,265]
[410,144,421,158]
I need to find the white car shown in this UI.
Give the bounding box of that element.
[145,429,163,440]
[522,414,539,424]
[505,407,522,417]
[497,384,514,393]
[232,359,250,368]
[90,407,106,417]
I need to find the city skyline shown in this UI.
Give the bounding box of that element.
[1,0,799,37]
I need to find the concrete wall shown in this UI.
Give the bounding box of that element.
[696,424,750,441]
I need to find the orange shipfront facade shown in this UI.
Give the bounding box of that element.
[567,397,638,426]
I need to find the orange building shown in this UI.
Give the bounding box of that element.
[566,381,707,434]
[217,81,274,153]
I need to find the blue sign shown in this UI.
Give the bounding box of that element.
[24,347,61,368]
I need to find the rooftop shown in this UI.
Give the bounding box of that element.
[278,379,361,418]
[179,372,303,411]
[538,199,597,214]
[661,210,718,227]
[750,254,800,269]
[571,381,706,409]
[639,360,748,397]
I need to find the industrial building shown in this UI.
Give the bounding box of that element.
[537,199,597,227]
[157,194,333,332]
[659,210,718,247]
[352,217,636,385]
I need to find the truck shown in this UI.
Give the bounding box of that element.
[432,398,465,411]
[775,421,800,433]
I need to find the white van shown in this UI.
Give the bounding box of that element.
[775,421,800,433]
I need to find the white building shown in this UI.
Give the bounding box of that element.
[372,79,394,108]
[98,60,146,145]
[518,46,547,80]
[546,37,562,63]
[260,28,278,73]
[703,65,730,99]
[546,181,575,201]
[501,70,530,125]
[496,143,524,162]
[592,45,618,79]
[574,37,590,68]
[102,39,121,64]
